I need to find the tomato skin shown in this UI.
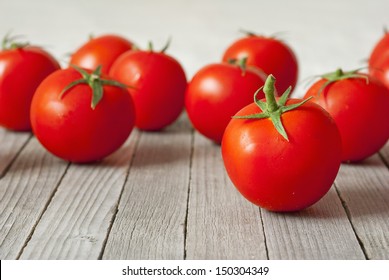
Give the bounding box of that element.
[222,36,298,94]
[369,52,389,89]
[304,76,389,162]
[185,63,266,143]
[222,100,341,212]
[70,34,134,74]
[369,31,389,68]
[30,68,135,163]
[0,47,60,131]
[110,50,187,130]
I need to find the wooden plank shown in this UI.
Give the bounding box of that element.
[335,154,389,259]
[19,132,140,260]
[0,129,31,177]
[185,132,266,259]
[262,186,365,259]
[0,138,68,259]
[103,116,192,259]
[379,141,389,166]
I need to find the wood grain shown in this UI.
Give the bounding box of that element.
[185,133,267,259]
[103,117,192,259]
[262,186,365,259]
[335,153,389,259]
[0,129,31,177]
[0,138,68,259]
[19,132,140,259]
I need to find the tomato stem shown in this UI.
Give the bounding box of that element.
[233,75,312,141]
[318,68,369,95]
[2,33,29,50]
[60,65,129,109]
[263,75,279,112]
[227,57,248,76]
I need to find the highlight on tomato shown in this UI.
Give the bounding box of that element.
[185,58,267,143]
[30,65,136,163]
[222,31,298,94]
[110,39,187,131]
[304,68,389,162]
[0,34,61,131]
[70,34,135,74]
[222,75,341,212]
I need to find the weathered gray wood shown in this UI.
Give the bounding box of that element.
[335,154,389,259]
[185,132,266,259]
[379,141,389,167]
[262,186,365,259]
[0,129,31,177]
[103,117,192,259]
[19,132,140,260]
[0,138,68,259]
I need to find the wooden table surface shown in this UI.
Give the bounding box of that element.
[0,0,389,260]
[0,115,388,260]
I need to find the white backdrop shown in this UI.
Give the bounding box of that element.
[0,0,387,97]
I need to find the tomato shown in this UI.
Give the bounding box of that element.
[185,59,267,143]
[70,34,134,74]
[30,66,135,163]
[222,32,298,94]
[304,69,389,162]
[222,75,341,212]
[369,51,389,90]
[0,36,60,131]
[368,29,389,68]
[109,42,187,131]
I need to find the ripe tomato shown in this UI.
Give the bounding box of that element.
[222,32,298,94]
[70,34,134,74]
[368,29,389,68]
[0,36,60,131]
[30,66,135,163]
[304,69,389,162]
[185,59,267,143]
[110,42,187,131]
[369,52,389,90]
[222,75,341,212]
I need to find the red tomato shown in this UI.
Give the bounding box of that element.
[368,29,389,68]
[222,33,298,94]
[304,69,389,162]
[222,75,341,212]
[185,60,267,143]
[109,43,187,130]
[0,38,60,131]
[70,34,134,74]
[369,51,389,89]
[30,66,135,163]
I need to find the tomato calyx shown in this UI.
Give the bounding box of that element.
[319,68,369,94]
[233,74,312,141]
[2,33,30,50]
[60,65,129,109]
[227,57,248,75]
[147,37,171,53]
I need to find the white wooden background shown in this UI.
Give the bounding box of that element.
[0,0,388,260]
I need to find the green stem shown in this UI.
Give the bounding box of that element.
[61,65,129,109]
[263,75,279,112]
[233,74,310,141]
[148,41,153,52]
[318,67,370,95]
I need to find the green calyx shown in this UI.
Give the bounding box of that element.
[318,68,369,94]
[227,57,248,75]
[233,74,312,141]
[148,37,171,53]
[2,33,30,50]
[60,65,129,109]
